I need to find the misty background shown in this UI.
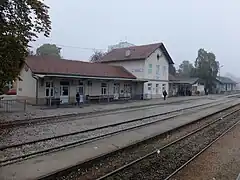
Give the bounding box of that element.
[31,0,240,78]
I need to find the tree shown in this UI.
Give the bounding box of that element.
[0,0,51,91]
[90,50,106,62]
[36,43,61,58]
[195,48,219,92]
[28,48,35,55]
[169,64,176,75]
[178,60,195,77]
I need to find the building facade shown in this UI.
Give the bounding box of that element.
[216,76,237,93]
[101,43,174,98]
[17,56,144,105]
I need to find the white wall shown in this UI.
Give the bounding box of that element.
[37,78,143,103]
[106,60,145,79]
[17,66,36,98]
[145,48,169,81]
[143,48,169,98]
[105,48,170,99]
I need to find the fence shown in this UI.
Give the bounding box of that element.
[0,99,27,112]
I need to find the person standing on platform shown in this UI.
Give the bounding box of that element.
[76,92,80,106]
[163,90,167,100]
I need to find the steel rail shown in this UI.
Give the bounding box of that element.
[96,108,240,180]
[37,103,240,180]
[0,100,232,166]
[0,100,224,151]
[0,98,199,128]
[164,117,240,180]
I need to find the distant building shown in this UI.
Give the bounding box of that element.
[108,42,135,52]
[215,76,237,93]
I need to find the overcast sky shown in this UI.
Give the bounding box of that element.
[32,0,240,77]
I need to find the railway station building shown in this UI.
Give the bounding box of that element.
[100,42,174,99]
[16,56,145,105]
[16,42,176,105]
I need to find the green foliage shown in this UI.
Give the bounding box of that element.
[195,48,219,92]
[90,50,106,62]
[178,60,195,77]
[36,43,61,58]
[169,64,176,75]
[0,0,51,91]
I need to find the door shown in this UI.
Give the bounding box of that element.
[60,81,69,104]
[113,83,120,100]
[124,84,131,98]
[77,82,84,103]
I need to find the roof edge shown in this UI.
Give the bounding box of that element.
[32,72,137,80]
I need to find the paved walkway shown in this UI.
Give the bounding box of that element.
[0,95,226,122]
[1,99,239,180]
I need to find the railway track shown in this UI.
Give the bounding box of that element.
[37,102,240,180]
[0,99,198,128]
[0,99,231,166]
[96,107,240,180]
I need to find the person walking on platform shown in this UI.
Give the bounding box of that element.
[76,92,80,106]
[163,90,167,100]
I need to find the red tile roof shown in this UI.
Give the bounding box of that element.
[25,56,136,79]
[101,42,174,64]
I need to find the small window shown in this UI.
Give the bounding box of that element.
[162,84,166,91]
[46,82,53,88]
[157,54,160,60]
[148,83,152,91]
[60,81,69,86]
[78,81,84,86]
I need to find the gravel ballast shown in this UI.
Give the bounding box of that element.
[1,100,216,146]
[41,105,240,180]
[103,109,240,180]
[170,122,240,180]
[0,102,222,165]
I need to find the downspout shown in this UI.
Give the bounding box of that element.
[33,75,39,105]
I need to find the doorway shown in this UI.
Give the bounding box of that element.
[113,83,120,100]
[60,81,69,104]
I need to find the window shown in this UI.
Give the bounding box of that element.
[163,66,167,76]
[87,81,92,86]
[113,83,120,94]
[157,54,160,60]
[78,81,84,86]
[101,83,107,95]
[45,81,54,97]
[77,81,84,95]
[162,84,166,91]
[156,84,159,94]
[156,65,160,75]
[148,83,152,91]
[148,64,152,74]
[124,84,131,93]
[61,86,69,96]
